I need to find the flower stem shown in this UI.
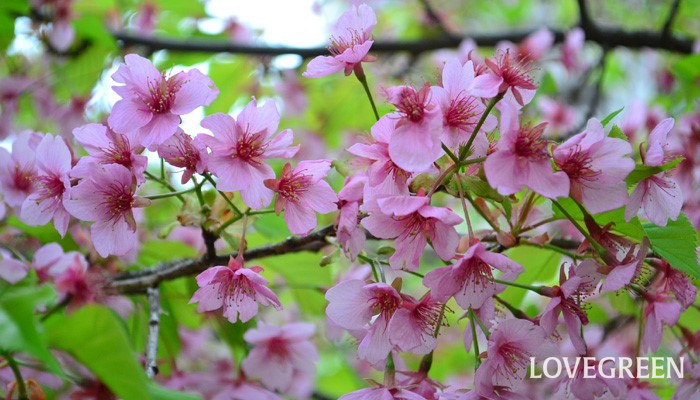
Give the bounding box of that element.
[551,199,605,256]
[491,278,543,294]
[191,176,206,208]
[354,64,380,121]
[465,192,500,233]
[454,172,474,243]
[202,173,244,218]
[1,351,28,400]
[468,308,481,370]
[384,352,396,387]
[458,93,503,162]
[144,187,196,200]
[144,170,185,204]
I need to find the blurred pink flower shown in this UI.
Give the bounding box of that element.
[538,97,577,136]
[65,164,150,257]
[242,322,318,393]
[109,54,218,150]
[362,194,461,271]
[0,250,28,284]
[0,131,40,207]
[339,387,428,400]
[554,118,635,213]
[641,291,681,353]
[561,28,585,72]
[189,255,282,323]
[157,129,207,184]
[336,172,367,260]
[303,3,376,78]
[423,241,523,310]
[654,259,697,310]
[265,160,338,236]
[198,99,299,209]
[20,134,72,236]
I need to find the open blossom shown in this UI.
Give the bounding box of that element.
[562,357,626,400]
[72,123,147,184]
[348,115,413,190]
[497,27,554,64]
[64,164,150,257]
[198,99,299,209]
[477,318,551,390]
[30,242,65,282]
[423,241,523,310]
[562,28,585,72]
[484,101,569,198]
[0,131,40,207]
[325,280,402,364]
[47,0,75,52]
[538,97,577,136]
[265,160,338,236]
[484,50,537,106]
[189,255,281,323]
[336,172,367,260]
[386,84,444,173]
[553,118,635,213]
[540,262,601,355]
[108,54,218,150]
[340,386,428,400]
[431,57,501,152]
[388,293,443,355]
[303,3,376,78]
[362,193,462,271]
[19,134,72,236]
[600,237,647,293]
[625,118,683,226]
[654,259,697,309]
[0,250,28,284]
[241,322,318,393]
[157,129,207,184]
[641,291,681,354]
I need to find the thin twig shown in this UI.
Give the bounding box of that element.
[661,0,682,39]
[145,286,161,379]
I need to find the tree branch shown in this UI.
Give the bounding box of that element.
[107,225,336,294]
[661,0,682,39]
[145,286,160,379]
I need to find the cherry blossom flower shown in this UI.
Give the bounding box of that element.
[477,318,551,390]
[241,322,318,393]
[387,293,443,355]
[336,172,367,260]
[212,378,282,400]
[133,2,157,35]
[72,123,147,184]
[339,386,428,400]
[484,50,537,106]
[325,280,402,364]
[625,118,683,226]
[431,57,500,152]
[55,95,88,138]
[64,164,150,257]
[538,97,577,136]
[276,70,308,116]
[540,263,600,355]
[653,259,697,310]
[0,250,28,284]
[348,115,413,190]
[563,357,626,400]
[424,242,523,310]
[600,238,647,293]
[198,99,299,209]
[484,101,569,198]
[362,193,462,271]
[189,255,282,323]
[157,129,207,184]
[497,27,554,64]
[30,242,65,282]
[303,3,376,78]
[641,291,681,353]
[20,134,72,236]
[108,54,218,150]
[562,28,585,72]
[0,131,40,207]
[265,160,338,236]
[385,84,444,173]
[553,118,635,213]
[47,0,75,52]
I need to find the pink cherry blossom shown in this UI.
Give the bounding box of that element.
[212,378,282,400]
[484,101,569,198]
[241,322,318,393]
[431,57,500,152]
[157,129,207,184]
[47,0,75,52]
[0,250,28,284]
[189,255,282,323]
[55,95,88,138]
[64,164,150,257]
[336,172,367,260]
[625,118,683,226]
[72,123,148,184]
[265,160,338,236]
[108,54,218,150]
[477,318,550,390]
[0,131,40,207]
[641,291,681,353]
[387,293,442,355]
[386,84,444,172]
[133,2,157,35]
[539,263,600,355]
[30,242,65,282]
[564,357,626,400]
[538,97,577,136]
[348,115,413,190]
[497,28,554,64]
[553,118,635,213]
[361,194,462,271]
[423,241,523,310]
[562,28,585,72]
[339,387,428,400]
[600,238,647,293]
[325,279,401,364]
[654,259,697,310]
[484,50,538,106]
[198,99,299,209]
[303,4,376,78]
[20,134,72,236]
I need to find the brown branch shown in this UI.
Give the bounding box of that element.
[661,0,682,39]
[107,225,336,294]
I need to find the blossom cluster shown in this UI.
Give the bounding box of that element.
[0,2,699,400]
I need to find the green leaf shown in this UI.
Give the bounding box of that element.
[446,175,503,202]
[643,213,700,279]
[501,246,560,307]
[625,157,684,185]
[608,124,627,140]
[46,305,150,400]
[601,107,624,126]
[0,285,63,375]
[137,240,198,266]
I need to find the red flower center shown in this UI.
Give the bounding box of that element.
[445,95,478,130]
